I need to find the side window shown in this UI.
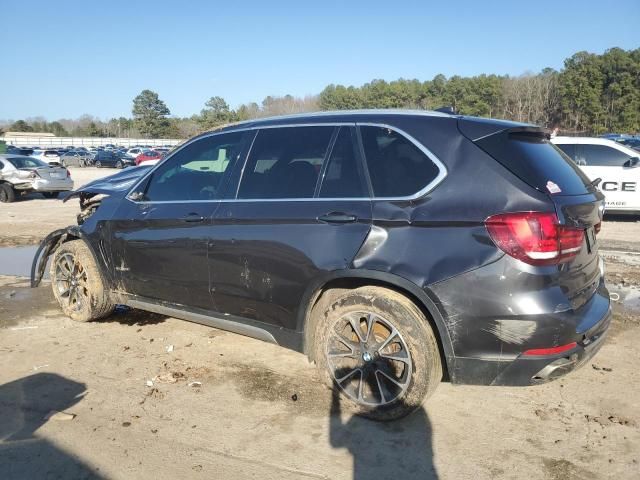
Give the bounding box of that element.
[237,126,334,199]
[577,144,632,167]
[144,131,245,201]
[360,126,440,198]
[319,127,368,198]
[556,144,576,162]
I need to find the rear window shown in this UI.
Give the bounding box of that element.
[7,156,49,169]
[237,126,334,199]
[476,132,595,196]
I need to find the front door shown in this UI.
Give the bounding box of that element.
[108,130,249,310]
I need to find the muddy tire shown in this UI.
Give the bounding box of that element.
[0,183,16,203]
[50,240,115,322]
[312,286,442,421]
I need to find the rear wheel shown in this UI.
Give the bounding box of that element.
[95,161,102,168]
[50,240,115,322]
[312,286,442,421]
[42,192,59,199]
[0,183,16,203]
[116,160,123,169]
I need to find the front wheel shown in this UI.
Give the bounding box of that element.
[116,160,123,169]
[50,240,115,322]
[313,286,442,421]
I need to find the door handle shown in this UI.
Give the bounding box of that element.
[318,212,357,224]
[182,213,205,223]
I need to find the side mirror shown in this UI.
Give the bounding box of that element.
[623,157,640,168]
[128,191,146,202]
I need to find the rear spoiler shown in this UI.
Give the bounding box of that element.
[457,117,549,142]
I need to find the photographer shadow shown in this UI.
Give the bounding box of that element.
[329,368,438,480]
[0,372,104,479]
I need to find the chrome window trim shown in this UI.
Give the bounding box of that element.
[126,122,448,205]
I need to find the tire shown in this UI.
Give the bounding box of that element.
[95,161,102,168]
[312,286,442,421]
[42,192,59,199]
[116,160,123,169]
[50,240,115,322]
[0,183,16,203]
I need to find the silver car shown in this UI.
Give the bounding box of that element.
[60,151,91,168]
[0,154,74,202]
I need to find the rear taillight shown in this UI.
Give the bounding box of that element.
[485,212,584,266]
[66,169,71,178]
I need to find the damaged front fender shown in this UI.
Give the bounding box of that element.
[30,226,83,287]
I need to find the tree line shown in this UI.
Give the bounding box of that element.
[2,47,638,139]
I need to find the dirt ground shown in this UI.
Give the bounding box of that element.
[0,167,639,479]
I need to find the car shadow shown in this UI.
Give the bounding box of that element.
[0,372,104,479]
[329,368,438,479]
[100,305,169,326]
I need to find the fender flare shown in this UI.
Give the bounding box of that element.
[296,268,454,370]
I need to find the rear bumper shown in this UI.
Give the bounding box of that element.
[490,306,610,385]
[32,179,74,192]
[446,291,611,386]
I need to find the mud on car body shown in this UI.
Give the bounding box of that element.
[32,110,611,420]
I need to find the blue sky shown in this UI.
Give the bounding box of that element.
[1,0,638,121]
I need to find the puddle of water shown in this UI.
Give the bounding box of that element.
[0,245,43,278]
[609,285,640,313]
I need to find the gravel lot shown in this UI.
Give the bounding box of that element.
[0,167,639,479]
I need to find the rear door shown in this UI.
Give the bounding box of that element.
[209,125,372,329]
[109,131,249,310]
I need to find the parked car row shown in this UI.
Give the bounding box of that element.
[5,144,173,169]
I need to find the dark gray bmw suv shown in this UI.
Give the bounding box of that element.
[32,110,611,420]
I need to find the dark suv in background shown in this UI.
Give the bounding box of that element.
[32,110,610,420]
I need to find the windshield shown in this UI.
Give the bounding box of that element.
[7,156,50,169]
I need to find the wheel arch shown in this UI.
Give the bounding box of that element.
[31,226,105,288]
[298,269,454,379]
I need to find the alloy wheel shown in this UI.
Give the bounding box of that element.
[326,312,412,406]
[54,253,89,312]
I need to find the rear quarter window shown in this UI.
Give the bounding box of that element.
[359,126,441,198]
[476,132,595,196]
